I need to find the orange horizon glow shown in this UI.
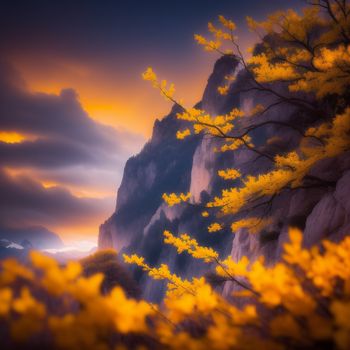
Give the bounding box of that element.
[3,166,115,243]
[41,180,115,199]
[54,225,99,245]
[12,53,216,137]
[5,167,116,199]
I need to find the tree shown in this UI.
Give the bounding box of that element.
[143,0,350,234]
[123,2,350,348]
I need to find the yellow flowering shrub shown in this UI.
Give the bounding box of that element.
[0,251,154,349]
[122,227,350,349]
[0,228,350,349]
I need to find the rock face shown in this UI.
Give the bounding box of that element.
[99,55,350,301]
[99,104,200,252]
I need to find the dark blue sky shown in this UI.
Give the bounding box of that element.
[0,0,302,60]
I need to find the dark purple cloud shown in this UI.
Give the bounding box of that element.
[0,169,109,228]
[0,62,144,234]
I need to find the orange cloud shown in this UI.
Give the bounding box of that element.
[41,180,114,199]
[6,167,115,199]
[11,53,215,137]
[2,165,116,242]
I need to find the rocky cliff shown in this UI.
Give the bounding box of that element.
[99,55,350,302]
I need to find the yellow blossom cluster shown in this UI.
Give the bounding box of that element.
[194,34,222,53]
[289,45,350,98]
[284,228,350,298]
[245,6,350,100]
[217,85,229,95]
[218,15,236,31]
[249,52,297,83]
[162,192,191,206]
[163,230,219,262]
[208,222,223,233]
[176,128,191,140]
[123,252,208,298]
[216,255,250,279]
[176,107,244,137]
[142,67,176,100]
[219,135,254,153]
[207,168,291,215]
[231,217,272,234]
[194,15,238,54]
[217,74,236,95]
[217,168,241,180]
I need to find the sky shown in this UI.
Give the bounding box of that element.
[0,0,302,245]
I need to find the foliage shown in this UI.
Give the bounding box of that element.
[1,229,350,349]
[144,0,350,234]
[0,252,154,349]
[124,227,350,349]
[81,249,140,298]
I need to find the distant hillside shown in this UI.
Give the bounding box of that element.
[0,226,63,250]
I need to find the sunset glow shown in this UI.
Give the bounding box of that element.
[0,132,27,144]
[14,56,213,137]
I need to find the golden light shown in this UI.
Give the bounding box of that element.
[0,131,26,144]
[41,180,114,198]
[41,181,60,189]
[12,55,213,137]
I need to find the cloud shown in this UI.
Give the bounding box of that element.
[0,62,142,167]
[0,169,111,228]
[0,61,144,239]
